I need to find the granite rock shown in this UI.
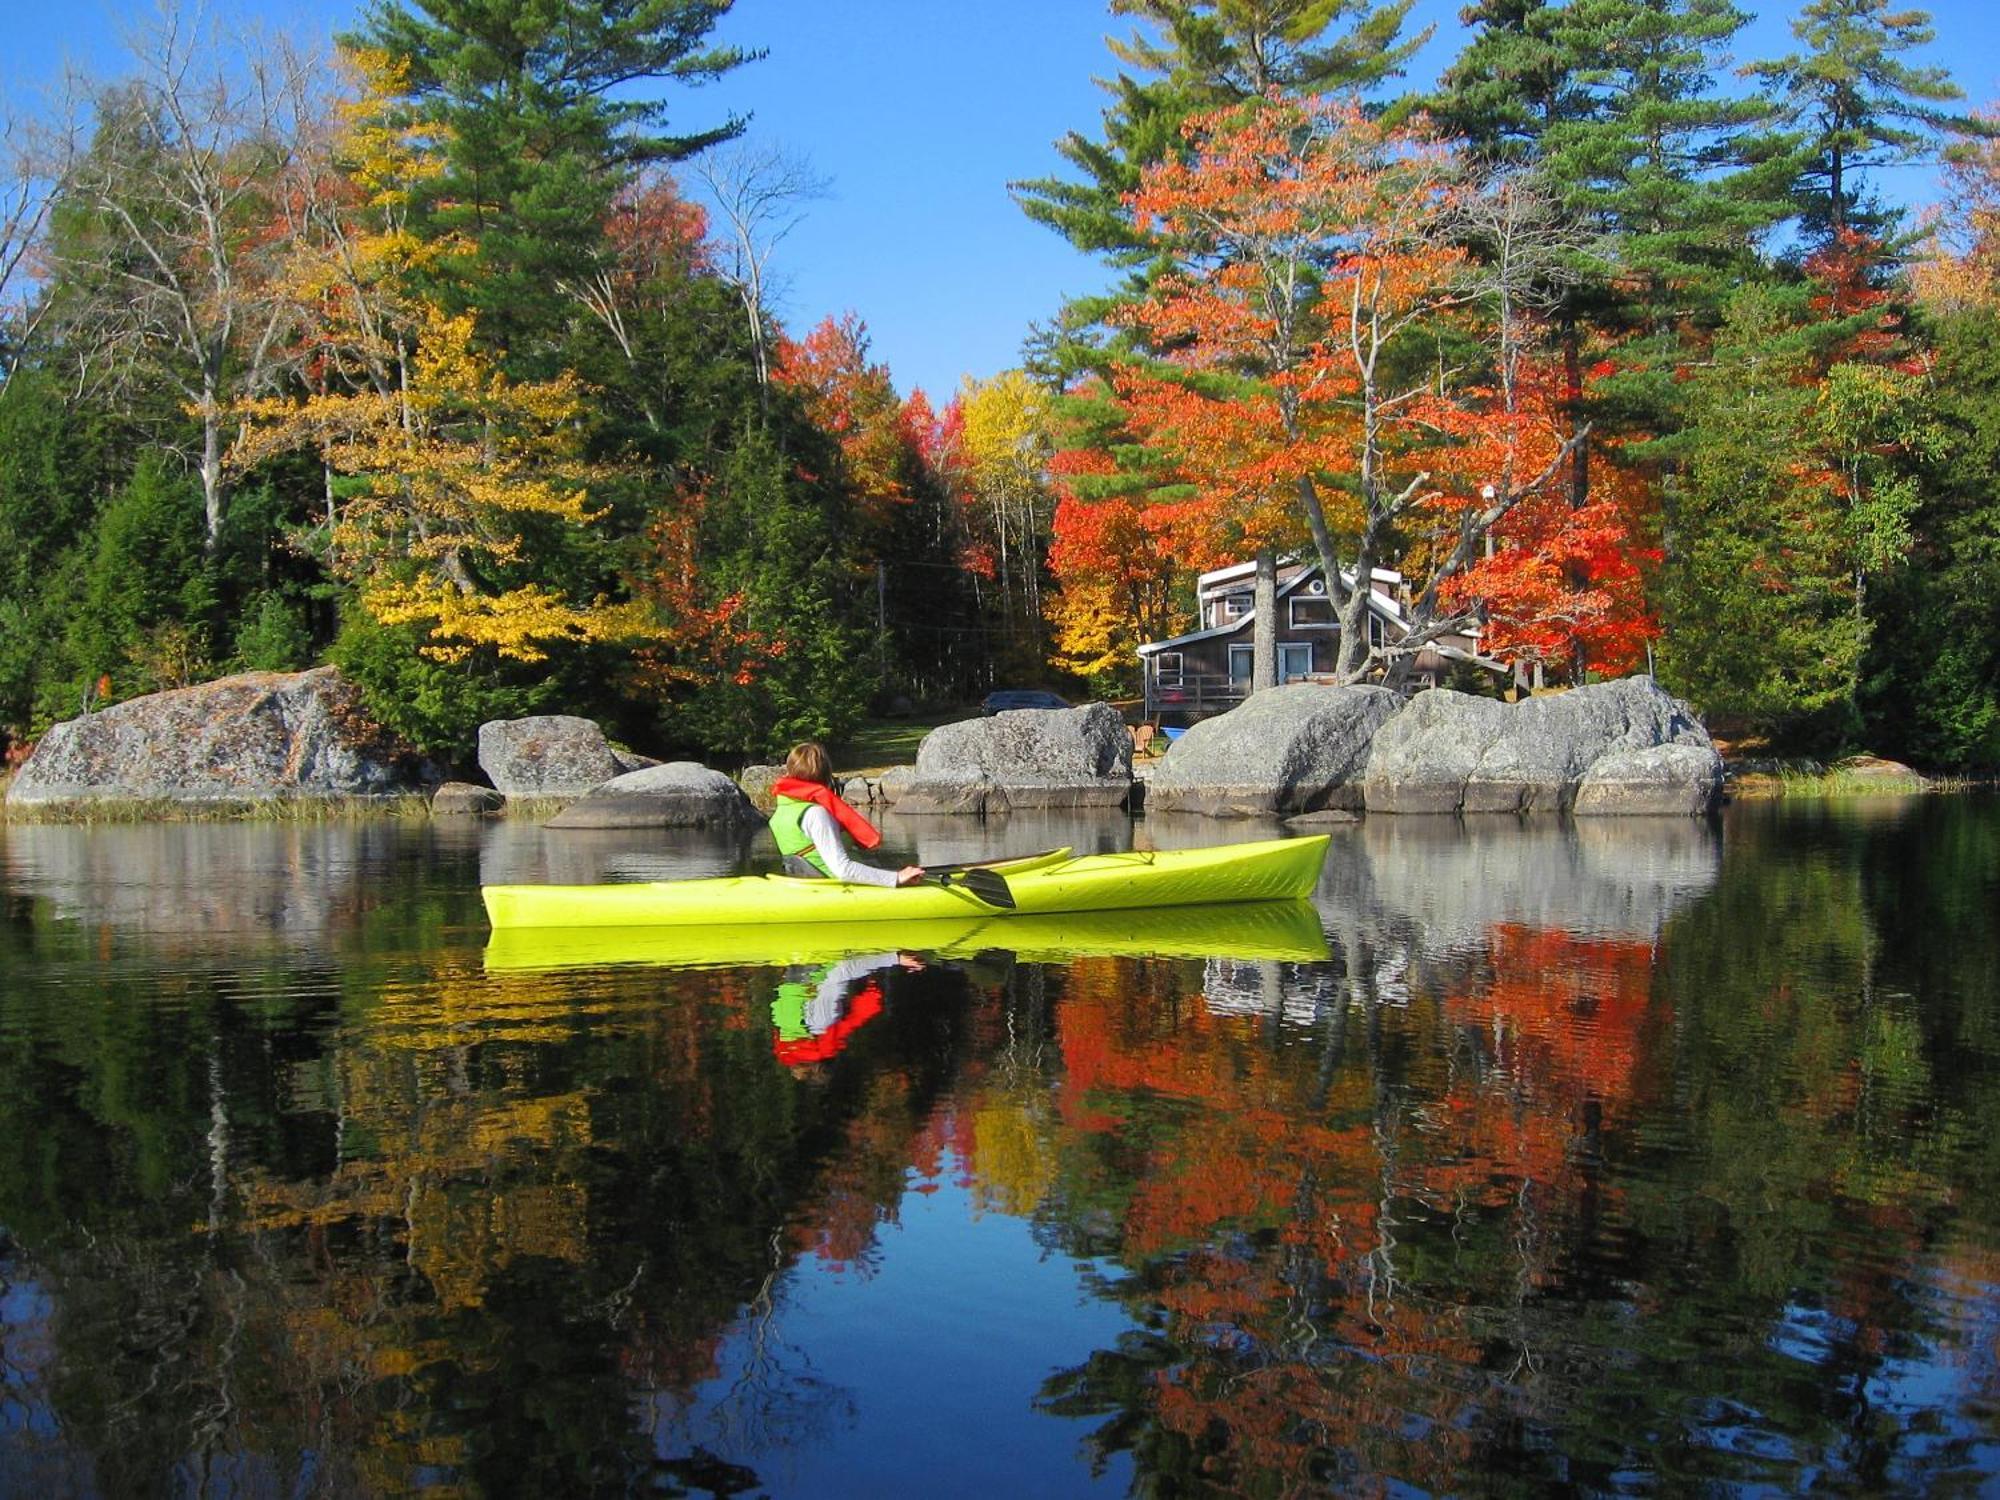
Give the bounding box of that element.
[542,761,760,829]
[431,781,505,816]
[7,668,433,807]
[898,703,1132,816]
[1363,677,1719,815]
[1573,744,1725,816]
[1146,683,1401,817]
[477,715,622,797]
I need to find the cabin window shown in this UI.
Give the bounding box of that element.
[1155,651,1183,686]
[1280,643,1313,681]
[1228,644,1254,687]
[1289,595,1335,628]
[1220,592,1250,620]
[1368,614,1386,647]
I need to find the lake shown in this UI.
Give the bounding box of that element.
[1,797,1995,1496]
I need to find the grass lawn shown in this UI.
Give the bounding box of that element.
[832,710,967,775]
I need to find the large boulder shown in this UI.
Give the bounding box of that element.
[897,703,1132,816]
[1363,677,1719,815]
[1573,744,1725,817]
[1832,754,1928,790]
[1355,691,1509,814]
[477,715,622,796]
[1146,683,1402,817]
[6,668,433,808]
[542,761,761,829]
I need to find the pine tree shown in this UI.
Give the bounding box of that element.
[345,0,752,369]
[1749,0,1986,238]
[1431,0,1798,499]
[1012,0,1424,370]
[1428,0,1587,166]
[1861,308,2000,768]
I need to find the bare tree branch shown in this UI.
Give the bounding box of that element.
[687,140,829,392]
[48,6,327,546]
[0,80,82,400]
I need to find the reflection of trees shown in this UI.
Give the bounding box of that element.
[1013,802,2000,1494]
[0,912,999,1492]
[2,801,1997,1492]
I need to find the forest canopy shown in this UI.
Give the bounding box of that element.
[0,0,1995,770]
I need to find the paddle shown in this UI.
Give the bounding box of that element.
[915,846,1075,912]
[927,866,1016,910]
[918,848,1063,877]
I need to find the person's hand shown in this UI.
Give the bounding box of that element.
[894,865,925,886]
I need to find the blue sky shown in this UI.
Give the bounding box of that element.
[7,0,1998,400]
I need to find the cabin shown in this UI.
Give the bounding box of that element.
[1137,558,1511,725]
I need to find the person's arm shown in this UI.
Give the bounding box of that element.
[807,953,905,1029]
[801,804,901,887]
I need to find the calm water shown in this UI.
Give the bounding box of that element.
[1,799,1996,1497]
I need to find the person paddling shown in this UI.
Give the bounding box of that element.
[769,742,923,887]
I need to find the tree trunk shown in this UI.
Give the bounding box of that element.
[1253,550,1278,692]
[1562,314,1591,678]
[1563,316,1589,513]
[201,399,224,551]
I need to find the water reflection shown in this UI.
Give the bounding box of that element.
[0,797,1994,1494]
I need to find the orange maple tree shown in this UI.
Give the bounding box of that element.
[773,313,916,532]
[1072,92,1653,682]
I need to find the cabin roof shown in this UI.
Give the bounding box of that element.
[1196,558,1402,593]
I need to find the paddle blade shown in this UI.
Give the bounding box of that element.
[930,868,1016,910]
[957,867,1016,909]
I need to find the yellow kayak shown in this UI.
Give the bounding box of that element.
[480,834,1330,930]
[483,898,1330,972]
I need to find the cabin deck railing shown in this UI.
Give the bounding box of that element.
[1143,672,1244,723]
[1143,669,1371,724]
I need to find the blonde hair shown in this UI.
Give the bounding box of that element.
[784,741,832,785]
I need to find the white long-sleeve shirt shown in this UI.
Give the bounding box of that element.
[800,803,901,886]
[802,954,903,1032]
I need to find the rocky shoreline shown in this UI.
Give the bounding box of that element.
[0,666,1774,825]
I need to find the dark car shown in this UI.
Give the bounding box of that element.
[981,689,1070,715]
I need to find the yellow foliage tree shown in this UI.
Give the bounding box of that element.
[234,48,648,664]
[1046,574,1132,681]
[955,369,1059,670]
[237,305,647,662]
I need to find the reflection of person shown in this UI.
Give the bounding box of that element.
[770,952,924,1067]
[769,742,923,887]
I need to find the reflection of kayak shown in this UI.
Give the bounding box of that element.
[484,898,1330,972]
[482,835,1329,931]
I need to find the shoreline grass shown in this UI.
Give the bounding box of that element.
[1726,765,1976,799]
[2,792,436,826]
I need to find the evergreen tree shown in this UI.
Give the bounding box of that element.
[1012,0,1424,372]
[1658,283,1932,748]
[0,373,118,748]
[1428,0,1586,166]
[1431,0,1798,503]
[62,453,215,709]
[663,421,874,756]
[345,0,752,369]
[1657,290,1848,742]
[1749,0,1985,238]
[1860,309,2000,768]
